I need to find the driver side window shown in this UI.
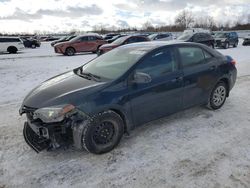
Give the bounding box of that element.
[135,48,177,79]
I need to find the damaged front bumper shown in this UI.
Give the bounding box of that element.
[22,107,90,153]
[23,122,50,153]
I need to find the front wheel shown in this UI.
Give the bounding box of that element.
[65,47,75,56]
[81,111,124,154]
[224,42,229,49]
[7,46,17,54]
[233,42,238,48]
[207,82,228,110]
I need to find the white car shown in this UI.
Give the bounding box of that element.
[148,33,173,41]
[0,37,24,54]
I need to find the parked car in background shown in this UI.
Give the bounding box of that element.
[54,34,107,56]
[184,28,211,34]
[103,33,120,40]
[43,36,60,41]
[107,34,127,43]
[51,35,77,47]
[20,42,237,154]
[0,37,24,53]
[148,33,173,41]
[98,35,150,55]
[21,37,41,48]
[242,34,250,46]
[177,32,215,48]
[214,32,239,49]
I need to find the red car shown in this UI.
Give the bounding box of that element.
[54,34,107,56]
[98,35,150,55]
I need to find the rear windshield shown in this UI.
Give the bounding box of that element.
[177,34,192,41]
[112,36,129,45]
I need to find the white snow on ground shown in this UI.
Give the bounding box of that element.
[0,40,250,188]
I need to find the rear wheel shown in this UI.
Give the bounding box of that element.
[65,47,75,56]
[207,82,228,110]
[31,44,36,48]
[7,46,17,54]
[81,111,124,154]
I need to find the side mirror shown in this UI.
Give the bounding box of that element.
[132,72,152,84]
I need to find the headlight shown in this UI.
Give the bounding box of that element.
[33,104,75,123]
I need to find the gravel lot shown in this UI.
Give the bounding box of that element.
[0,41,250,188]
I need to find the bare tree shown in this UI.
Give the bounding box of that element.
[175,10,194,29]
[142,21,155,32]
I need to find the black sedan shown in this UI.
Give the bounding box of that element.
[178,32,215,48]
[20,42,237,154]
[21,37,41,48]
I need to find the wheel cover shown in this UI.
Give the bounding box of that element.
[212,86,226,106]
[93,121,115,145]
[67,49,74,55]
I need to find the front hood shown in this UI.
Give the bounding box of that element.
[100,43,119,49]
[54,41,68,47]
[21,71,106,110]
[215,37,227,41]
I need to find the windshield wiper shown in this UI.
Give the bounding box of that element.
[77,69,101,81]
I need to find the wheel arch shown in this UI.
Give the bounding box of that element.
[7,46,18,51]
[65,46,76,52]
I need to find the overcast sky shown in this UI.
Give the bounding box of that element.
[0,0,250,33]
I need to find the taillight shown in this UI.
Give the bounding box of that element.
[225,55,236,66]
[230,59,236,66]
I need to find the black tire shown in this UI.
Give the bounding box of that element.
[207,82,228,110]
[92,45,101,54]
[81,110,124,154]
[224,42,229,49]
[65,47,75,56]
[233,41,238,48]
[7,46,17,54]
[31,44,36,49]
[208,43,214,49]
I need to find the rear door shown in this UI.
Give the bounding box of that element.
[73,36,88,52]
[177,45,220,108]
[86,36,98,51]
[129,47,184,125]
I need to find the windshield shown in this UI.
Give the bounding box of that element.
[215,33,228,38]
[65,36,75,40]
[148,34,157,40]
[112,36,128,45]
[80,46,150,80]
[177,34,192,40]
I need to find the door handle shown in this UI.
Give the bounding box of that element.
[171,76,183,82]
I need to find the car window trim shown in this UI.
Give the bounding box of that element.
[131,46,180,79]
[176,44,212,69]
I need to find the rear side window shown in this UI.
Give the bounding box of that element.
[126,37,137,44]
[0,38,20,42]
[135,48,177,79]
[79,36,88,42]
[178,47,205,67]
[136,37,148,42]
[88,36,97,41]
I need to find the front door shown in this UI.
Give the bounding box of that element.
[128,47,184,126]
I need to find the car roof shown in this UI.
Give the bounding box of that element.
[119,41,198,50]
[0,36,20,39]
